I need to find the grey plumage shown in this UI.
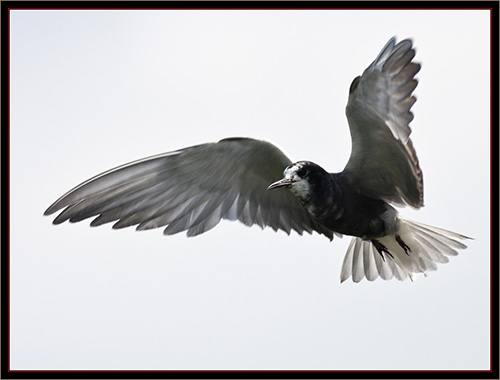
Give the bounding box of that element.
[344,38,423,208]
[45,138,334,240]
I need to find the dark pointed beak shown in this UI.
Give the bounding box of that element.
[267,178,293,190]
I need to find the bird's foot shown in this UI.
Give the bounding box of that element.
[371,239,393,261]
[396,235,411,255]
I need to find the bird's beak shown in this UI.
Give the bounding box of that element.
[267,178,293,190]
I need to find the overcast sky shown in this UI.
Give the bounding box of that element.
[9,9,491,371]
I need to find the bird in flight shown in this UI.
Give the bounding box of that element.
[45,37,470,282]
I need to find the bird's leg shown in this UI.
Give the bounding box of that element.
[395,235,411,256]
[371,239,393,261]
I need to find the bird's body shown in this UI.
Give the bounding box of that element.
[277,164,396,240]
[45,37,471,282]
[322,174,397,240]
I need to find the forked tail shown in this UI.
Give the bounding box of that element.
[340,218,471,283]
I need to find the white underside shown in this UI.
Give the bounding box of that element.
[340,218,470,283]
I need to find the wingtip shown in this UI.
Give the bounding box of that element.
[43,204,56,216]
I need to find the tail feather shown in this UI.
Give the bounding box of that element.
[340,218,471,283]
[352,239,365,282]
[373,245,395,280]
[363,242,379,281]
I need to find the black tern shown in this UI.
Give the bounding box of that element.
[45,37,471,282]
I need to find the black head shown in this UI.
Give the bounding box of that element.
[267,161,326,199]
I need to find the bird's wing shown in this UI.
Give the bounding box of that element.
[343,37,423,208]
[45,138,334,239]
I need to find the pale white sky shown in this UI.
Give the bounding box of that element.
[10,9,491,371]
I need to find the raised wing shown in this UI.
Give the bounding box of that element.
[343,37,423,208]
[45,138,334,239]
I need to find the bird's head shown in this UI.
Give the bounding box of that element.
[267,161,322,200]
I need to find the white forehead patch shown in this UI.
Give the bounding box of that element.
[284,162,306,178]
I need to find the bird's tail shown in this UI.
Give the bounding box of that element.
[340,218,471,283]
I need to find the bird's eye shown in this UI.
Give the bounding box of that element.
[298,167,309,177]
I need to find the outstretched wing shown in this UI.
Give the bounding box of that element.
[343,37,423,208]
[45,138,334,239]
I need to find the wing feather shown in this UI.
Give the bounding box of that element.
[344,37,423,208]
[45,138,334,240]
